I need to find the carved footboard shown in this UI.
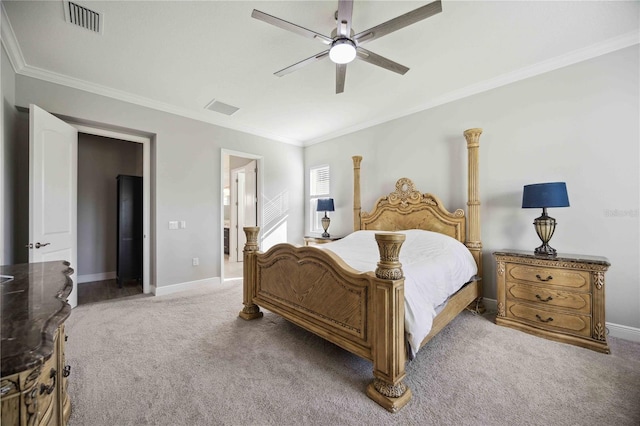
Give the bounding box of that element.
[239,227,411,412]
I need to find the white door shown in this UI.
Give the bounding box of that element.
[29,105,78,307]
[243,160,257,231]
[236,171,246,262]
[230,160,257,262]
[229,168,240,262]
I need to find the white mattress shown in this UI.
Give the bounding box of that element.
[319,230,477,358]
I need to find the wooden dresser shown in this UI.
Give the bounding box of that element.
[1,261,73,425]
[494,250,610,353]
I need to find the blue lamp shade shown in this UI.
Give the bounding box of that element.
[522,182,569,209]
[316,198,335,212]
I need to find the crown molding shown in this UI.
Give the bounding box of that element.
[16,63,303,146]
[304,29,640,146]
[1,1,26,72]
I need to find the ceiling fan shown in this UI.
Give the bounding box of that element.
[251,0,442,94]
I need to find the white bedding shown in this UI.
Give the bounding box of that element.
[319,230,477,358]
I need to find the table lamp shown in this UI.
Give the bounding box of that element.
[522,182,569,256]
[316,198,335,238]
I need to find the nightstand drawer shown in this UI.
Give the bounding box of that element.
[506,282,591,313]
[506,301,591,338]
[506,263,589,290]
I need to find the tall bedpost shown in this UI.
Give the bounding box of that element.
[352,155,362,232]
[238,226,263,320]
[366,233,412,412]
[463,128,484,311]
[463,128,482,274]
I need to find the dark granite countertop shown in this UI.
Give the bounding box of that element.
[1,261,73,377]
[493,250,610,266]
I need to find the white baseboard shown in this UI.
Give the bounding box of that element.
[481,298,640,343]
[154,276,221,297]
[78,271,116,284]
[606,322,640,343]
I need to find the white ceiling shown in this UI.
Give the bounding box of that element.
[2,1,639,146]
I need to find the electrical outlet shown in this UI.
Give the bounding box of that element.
[192,257,199,266]
[168,221,179,230]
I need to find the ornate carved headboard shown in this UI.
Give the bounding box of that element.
[360,178,466,243]
[351,128,483,276]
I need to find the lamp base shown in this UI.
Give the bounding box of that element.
[321,214,331,238]
[534,243,557,256]
[533,209,558,256]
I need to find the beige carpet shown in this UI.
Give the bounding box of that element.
[65,279,640,425]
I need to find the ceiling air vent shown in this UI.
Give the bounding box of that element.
[63,1,103,34]
[205,99,240,116]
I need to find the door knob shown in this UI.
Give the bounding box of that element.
[35,242,51,249]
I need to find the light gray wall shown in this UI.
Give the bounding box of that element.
[1,44,28,265]
[77,134,143,278]
[304,46,640,330]
[13,75,304,290]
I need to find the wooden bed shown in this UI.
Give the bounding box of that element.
[239,128,483,412]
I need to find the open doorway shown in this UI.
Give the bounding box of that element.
[76,133,144,305]
[221,150,262,281]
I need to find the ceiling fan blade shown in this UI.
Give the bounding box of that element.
[252,9,333,45]
[356,48,409,75]
[274,50,330,77]
[336,0,354,37]
[336,63,347,94]
[353,0,442,45]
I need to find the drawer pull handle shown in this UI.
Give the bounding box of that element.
[40,368,57,395]
[536,274,553,282]
[535,294,553,302]
[536,314,554,323]
[63,365,71,377]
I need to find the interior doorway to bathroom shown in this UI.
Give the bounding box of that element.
[222,150,262,281]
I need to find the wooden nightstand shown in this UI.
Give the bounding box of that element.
[494,250,610,353]
[303,236,342,246]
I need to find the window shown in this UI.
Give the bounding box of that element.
[310,165,330,233]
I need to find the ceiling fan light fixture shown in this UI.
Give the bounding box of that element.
[329,38,356,64]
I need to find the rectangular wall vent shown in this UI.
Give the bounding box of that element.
[205,100,240,116]
[64,1,102,34]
